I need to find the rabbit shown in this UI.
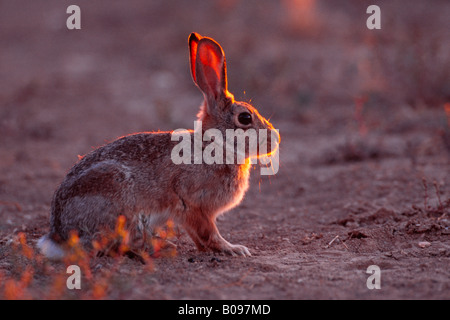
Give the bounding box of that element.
[38,32,279,259]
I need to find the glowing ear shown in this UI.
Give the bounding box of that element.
[188,32,202,83]
[194,37,228,101]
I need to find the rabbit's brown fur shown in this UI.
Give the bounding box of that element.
[38,33,279,258]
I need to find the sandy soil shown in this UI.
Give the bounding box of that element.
[0,0,449,299]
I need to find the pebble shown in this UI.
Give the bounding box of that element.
[418,241,431,248]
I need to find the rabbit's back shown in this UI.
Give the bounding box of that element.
[68,133,173,177]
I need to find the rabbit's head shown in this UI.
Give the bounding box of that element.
[189,33,279,161]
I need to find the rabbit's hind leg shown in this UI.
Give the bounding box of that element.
[51,161,134,245]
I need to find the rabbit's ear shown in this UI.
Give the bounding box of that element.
[189,32,202,84]
[194,37,228,107]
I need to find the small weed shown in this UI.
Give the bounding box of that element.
[0,216,177,300]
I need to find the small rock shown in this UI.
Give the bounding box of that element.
[418,241,431,248]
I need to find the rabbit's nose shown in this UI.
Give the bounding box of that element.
[272,128,280,144]
[262,128,279,157]
[269,128,280,147]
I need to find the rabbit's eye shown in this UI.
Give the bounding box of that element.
[238,112,252,125]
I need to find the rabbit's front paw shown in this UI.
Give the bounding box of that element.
[221,243,251,257]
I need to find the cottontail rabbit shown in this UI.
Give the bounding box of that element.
[38,33,279,258]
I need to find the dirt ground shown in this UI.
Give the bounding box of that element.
[0,0,449,299]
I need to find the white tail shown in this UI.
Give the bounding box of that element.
[37,235,66,260]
